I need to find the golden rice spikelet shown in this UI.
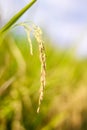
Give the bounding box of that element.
[15,22,46,113]
[20,23,33,55]
[33,25,46,113]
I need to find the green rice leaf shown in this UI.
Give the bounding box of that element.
[0,0,37,35]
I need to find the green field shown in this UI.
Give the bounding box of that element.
[0,33,87,130]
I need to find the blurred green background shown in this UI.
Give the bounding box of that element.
[0,0,87,130]
[0,32,87,130]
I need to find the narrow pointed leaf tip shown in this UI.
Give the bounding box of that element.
[0,0,37,34]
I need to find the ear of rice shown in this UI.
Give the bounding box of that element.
[33,25,46,113]
[19,23,33,55]
[14,22,46,113]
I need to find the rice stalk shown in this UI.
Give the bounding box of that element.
[11,100,25,130]
[0,76,15,96]
[7,36,26,75]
